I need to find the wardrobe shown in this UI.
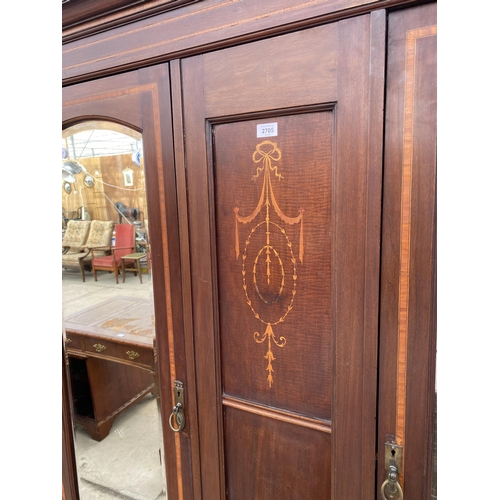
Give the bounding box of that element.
[62,1,437,498]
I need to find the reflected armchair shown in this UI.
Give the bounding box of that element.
[62,220,91,255]
[92,224,136,284]
[62,220,114,282]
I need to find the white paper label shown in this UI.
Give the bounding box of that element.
[257,122,278,137]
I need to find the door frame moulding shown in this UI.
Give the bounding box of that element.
[62,0,428,85]
[63,0,200,37]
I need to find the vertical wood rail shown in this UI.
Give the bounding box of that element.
[149,84,185,500]
[395,24,437,483]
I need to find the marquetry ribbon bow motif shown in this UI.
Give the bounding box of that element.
[234,140,304,387]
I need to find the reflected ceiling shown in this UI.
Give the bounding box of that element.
[62,125,142,160]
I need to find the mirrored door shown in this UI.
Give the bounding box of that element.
[62,120,167,500]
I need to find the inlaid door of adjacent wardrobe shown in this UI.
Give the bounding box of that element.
[378,3,437,498]
[174,11,386,498]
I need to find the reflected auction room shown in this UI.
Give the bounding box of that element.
[62,1,437,500]
[62,123,162,498]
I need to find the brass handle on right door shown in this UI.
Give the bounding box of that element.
[168,402,185,432]
[381,441,403,500]
[168,380,186,432]
[380,463,403,500]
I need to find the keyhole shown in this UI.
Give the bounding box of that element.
[391,449,396,457]
[177,390,181,398]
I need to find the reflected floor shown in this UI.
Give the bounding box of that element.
[62,267,152,316]
[63,268,167,500]
[75,394,166,500]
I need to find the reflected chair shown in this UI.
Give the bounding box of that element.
[91,224,136,284]
[62,220,91,254]
[62,220,114,282]
[62,220,92,280]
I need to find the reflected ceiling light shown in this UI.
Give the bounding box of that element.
[63,160,85,174]
[62,159,88,183]
[62,169,76,183]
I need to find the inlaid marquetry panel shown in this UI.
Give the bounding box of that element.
[213,111,334,421]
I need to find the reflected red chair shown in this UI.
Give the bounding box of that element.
[91,224,135,283]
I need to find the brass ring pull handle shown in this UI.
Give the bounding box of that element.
[381,478,403,500]
[381,464,403,500]
[169,402,185,432]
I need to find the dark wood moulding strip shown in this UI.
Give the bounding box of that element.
[222,395,332,434]
[63,0,200,39]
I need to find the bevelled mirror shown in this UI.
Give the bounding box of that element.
[62,120,167,499]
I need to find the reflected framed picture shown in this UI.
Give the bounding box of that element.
[84,174,94,188]
[123,168,134,187]
[63,182,71,194]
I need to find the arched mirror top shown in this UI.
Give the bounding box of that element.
[63,120,142,160]
[63,120,142,140]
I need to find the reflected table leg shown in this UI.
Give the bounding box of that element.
[121,253,145,284]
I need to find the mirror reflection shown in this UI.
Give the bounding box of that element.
[62,121,167,499]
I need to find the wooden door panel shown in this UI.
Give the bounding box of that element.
[214,112,333,421]
[224,406,331,499]
[62,71,144,127]
[203,24,338,116]
[378,3,437,498]
[179,12,386,498]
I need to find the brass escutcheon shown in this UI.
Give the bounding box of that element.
[65,338,72,344]
[126,350,140,360]
[93,343,106,352]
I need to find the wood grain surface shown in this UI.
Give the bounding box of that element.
[378,3,437,497]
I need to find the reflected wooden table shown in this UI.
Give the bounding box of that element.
[121,252,148,284]
[64,296,156,441]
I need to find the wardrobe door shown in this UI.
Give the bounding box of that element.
[62,65,194,500]
[378,3,437,499]
[175,11,386,498]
